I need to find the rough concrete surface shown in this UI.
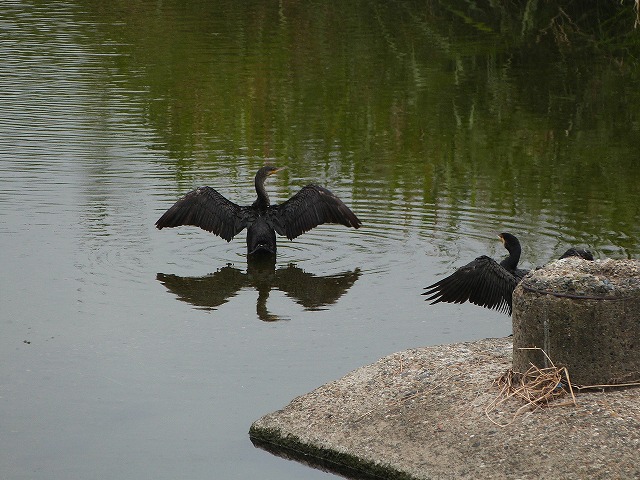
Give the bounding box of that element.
[250,337,640,479]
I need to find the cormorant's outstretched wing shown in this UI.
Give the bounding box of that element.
[155,186,250,241]
[266,184,361,240]
[423,256,519,315]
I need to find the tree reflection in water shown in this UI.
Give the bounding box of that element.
[157,257,360,321]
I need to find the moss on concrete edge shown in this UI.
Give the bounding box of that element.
[248,424,417,480]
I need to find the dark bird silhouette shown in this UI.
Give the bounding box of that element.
[423,233,593,315]
[157,256,361,321]
[156,166,361,256]
[558,247,594,260]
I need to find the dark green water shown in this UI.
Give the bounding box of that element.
[1,1,638,479]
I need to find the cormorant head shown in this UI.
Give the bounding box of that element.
[499,232,520,252]
[256,165,285,181]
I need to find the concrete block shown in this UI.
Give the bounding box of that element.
[512,258,640,385]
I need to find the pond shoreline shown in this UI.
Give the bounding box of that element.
[250,337,640,479]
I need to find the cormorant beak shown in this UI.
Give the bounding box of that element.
[498,233,505,246]
[269,166,286,175]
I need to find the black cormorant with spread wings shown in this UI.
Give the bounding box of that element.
[422,233,593,315]
[156,166,361,256]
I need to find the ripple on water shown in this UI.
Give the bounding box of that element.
[151,166,551,276]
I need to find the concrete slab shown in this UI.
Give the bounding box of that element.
[250,337,640,479]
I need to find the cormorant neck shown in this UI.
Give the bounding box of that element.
[253,175,270,209]
[500,245,521,271]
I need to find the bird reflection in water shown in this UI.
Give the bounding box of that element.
[157,256,361,321]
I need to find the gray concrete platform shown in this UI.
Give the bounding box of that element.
[250,337,640,479]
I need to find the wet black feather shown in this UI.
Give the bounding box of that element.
[266,185,361,240]
[155,186,248,242]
